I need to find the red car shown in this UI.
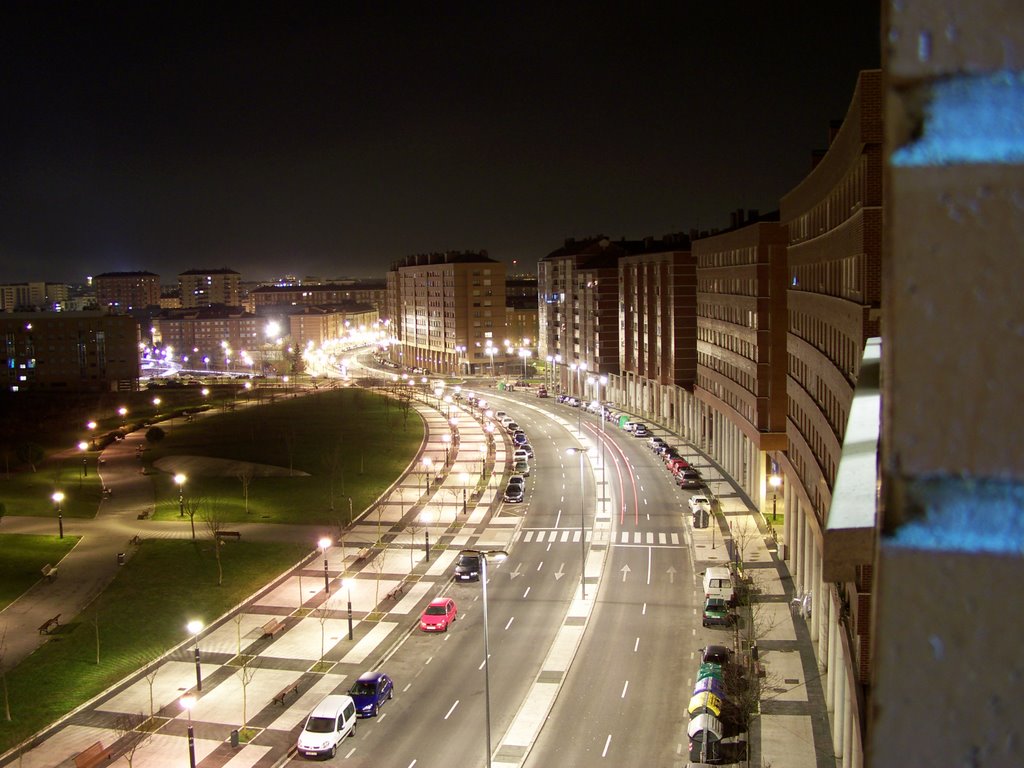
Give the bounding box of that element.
[667,457,691,474]
[420,597,458,632]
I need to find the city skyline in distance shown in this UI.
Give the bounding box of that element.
[1,4,880,284]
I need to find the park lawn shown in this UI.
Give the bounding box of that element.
[0,538,310,753]
[0,458,105,519]
[144,387,424,526]
[0,535,79,610]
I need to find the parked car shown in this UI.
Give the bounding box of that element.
[503,483,524,503]
[420,597,458,632]
[514,459,531,476]
[649,436,666,451]
[505,421,520,433]
[347,672,394,717]
[513,448,529,463]
[454,551,482,582]
[537,388,548,398]
[633,424,650,437]
[520,442,535,458]
[701,644,733,666]
[506,474,526,488]
[679,469,704,489]
[513,431,528,445]
[296,695,357,758]
[688,494,711,513]
[668,457,691,473]
[702,597,733,627]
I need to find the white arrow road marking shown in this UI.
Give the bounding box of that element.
[554,562,565,580]
[510,563,523,580]
[667,565,677,583]
[620,564,631,582]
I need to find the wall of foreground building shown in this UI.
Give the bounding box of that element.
[870,3,1024,766]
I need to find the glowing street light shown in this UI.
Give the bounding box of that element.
[180,695,197,768]
[52,491,65,539]
[118,406,128,426]
[470,548,509,768]
[769,474,782,520]
[78,441,89,477]
[175,473,187,517]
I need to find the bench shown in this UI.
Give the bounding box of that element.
[216,530,242,540]
[385,582,407,600]
[136,509,150,520]
[38,614,61,634]
[41,564,57,581]
[355,547,371,562]
[262,618,286,638]
[74,740,112,768]
[129,534,141,546]
[272,680,300,705]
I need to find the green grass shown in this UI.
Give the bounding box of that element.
[0,538,309,752]
[0,535,79,610]
[143,388,424,525]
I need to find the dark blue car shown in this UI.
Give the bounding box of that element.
[348,671,394,717]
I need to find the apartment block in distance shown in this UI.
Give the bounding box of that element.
[0,311,140,392]
[385,252,506,375]
[179,268,241,308]
[94,271,161,313]
[617,232,698,422]
[0,282,70,313]
[153,307,259,372]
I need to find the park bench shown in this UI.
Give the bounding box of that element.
[74,740,111,768]
[262,618,286,639]
[272,680,300,705]
[385,582,407,601]
[38,614,61,634]
[41,564,57,581]
[129,534,141,545]
[136,509,150,520]
[355,547,371,562]
[216,530,242,541]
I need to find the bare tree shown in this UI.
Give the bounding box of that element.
[113,712,151,767]
[238,655,261,730]
[728,570,783,733]
[201,501,227,586]
[236,467,254,515]
[143,664,160,720]
[183,496,202,541]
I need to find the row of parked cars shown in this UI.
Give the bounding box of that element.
[496,411,534,503]
[644,433,705,489]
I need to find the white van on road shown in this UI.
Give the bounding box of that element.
[296,694,357,759]
[702,566,735,606]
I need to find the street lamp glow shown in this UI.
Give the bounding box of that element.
[319,537,332,595]
[187,620,203,692]
[52,491,64,504]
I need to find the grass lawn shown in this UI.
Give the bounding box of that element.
[143,387,424,526]
[0,538,310,752]
[0,535,79,610]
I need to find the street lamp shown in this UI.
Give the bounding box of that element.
[319,537,332,595]
[175,473,187,516]
[442,433,451,466]
[486,345,496,378]
[422,456,434,494]
[565,447,588,599]
[51,491,64,539]
[342,577,354,640]
[180,695,197,768]
[78,441,89,477]
[473,548,509,768]
[420,510,432,562]
[186,620,203,692]
[461,472,470,515]
[769,474,782,520]
[118,406,128,427]
[87,420,97,448]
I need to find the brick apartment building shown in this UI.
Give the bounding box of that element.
[178,268,241,308]
[94,271,161,312]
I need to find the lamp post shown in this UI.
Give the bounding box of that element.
[319,537,332,595]
[118,406,128,427]
[598,375,608,503]
[565,447,588,599]
[78,441,89,477]
[180,696,197,768]
[769,474,782,520]
[461,472,470,515]
[422,456,434,495]
[420,510,432,562]
[87,420,97,449]
[52,491,64,539]
[474,549,508,768]
[342,577,354,640]
[175,473,187,517]
[486,345,496,378]
[442,433,451,466]
[186,620,203,692]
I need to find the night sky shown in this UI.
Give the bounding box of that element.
[1,3,880,284]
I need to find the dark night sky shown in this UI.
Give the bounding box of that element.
[1,3,880,284]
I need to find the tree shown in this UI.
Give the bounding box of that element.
[201,501,227,586]
[183,496,201,541]
[238,655,261,731]
[235,468,254,515]
[144,426,165,446]
[143,664,160,720]
[113,712,152,768]
[15,442,43,472]
[1,626,11,721]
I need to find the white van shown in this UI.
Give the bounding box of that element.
[702,567,735,605]
[495,411,507,421]
[296,694,357,759]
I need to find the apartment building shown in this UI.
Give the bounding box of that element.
[287,305,380,351]
[0,282,70,313]
[249,280,387,313]
[385,252,507,375]
[178,268,241,308]
[94,271,161,312]
[0,311,140,392]
[777,69,882,767]
[152,306,260,371]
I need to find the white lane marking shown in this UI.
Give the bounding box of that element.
[406,760,416,768]
[634,637,640,652]
[523,587,531,598]
[537,561,544,571]
[642,603,647,615]
[425,656,433,665]
[621,680,629,698]
[547,542,552,551]
[345,748,357,758]
[504,616,515,630]
[403,683,412,692]
[602,734,612,757]
[647,546,652,585]
[444,700,460,720]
